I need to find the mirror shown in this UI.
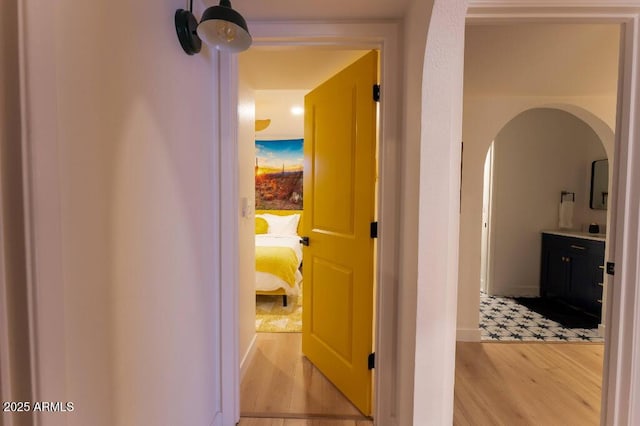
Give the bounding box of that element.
[590,159,608,210]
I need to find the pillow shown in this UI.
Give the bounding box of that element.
[261,213,300,236]
[255,217,269,234]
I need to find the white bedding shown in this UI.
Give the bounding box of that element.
[255,234,303,296]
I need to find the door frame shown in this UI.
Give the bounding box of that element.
[464,3,640,425]
[480,142,494,294]
[218,21,402,425]
[0,178,12,426]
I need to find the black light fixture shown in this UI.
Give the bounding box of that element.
[175,0,252,55]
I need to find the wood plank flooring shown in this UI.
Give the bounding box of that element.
[241,333,369,421]
[241,334,603,425]
[454,342,603,425]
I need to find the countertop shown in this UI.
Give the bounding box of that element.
[542,230,606,242]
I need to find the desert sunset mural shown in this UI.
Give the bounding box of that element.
[255,139,303,210]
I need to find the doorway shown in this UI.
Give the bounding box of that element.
[459,9,636,422]
[239,42,392,420]
[477,107,614,343]
[460,22,620,335]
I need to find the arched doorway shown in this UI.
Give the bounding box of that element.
[478,107,612,341]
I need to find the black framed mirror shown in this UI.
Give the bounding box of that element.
[590,159,608,210]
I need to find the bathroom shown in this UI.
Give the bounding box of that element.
[476,107,612,340]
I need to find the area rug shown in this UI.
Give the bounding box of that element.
[255,289,302,333]
[514,297,600,329]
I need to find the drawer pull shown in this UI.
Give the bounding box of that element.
[598,282,604,287]
[599,265,605,270]
[597,299,603,303]
[570,244,586,250]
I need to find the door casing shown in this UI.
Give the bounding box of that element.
[219,22,402,426]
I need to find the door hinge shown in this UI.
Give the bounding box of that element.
[606,262,615,276]
[373,84,380,102]
[370,222,378,239]
[368,352,375,370]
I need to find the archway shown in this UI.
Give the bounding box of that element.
[458,102,615,342]
[477,107,612,341]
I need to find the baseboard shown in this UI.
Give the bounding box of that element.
[240,333,257,382]
[598,323,606,338]
[457,327,482,342]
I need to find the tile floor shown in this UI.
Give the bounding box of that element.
[480,292,603,342]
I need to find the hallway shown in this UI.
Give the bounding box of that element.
[240,334,602,425]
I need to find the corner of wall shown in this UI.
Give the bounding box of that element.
[456,328,482,342]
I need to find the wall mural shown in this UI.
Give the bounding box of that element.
[255,139,303,210]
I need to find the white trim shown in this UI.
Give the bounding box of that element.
[456,328,482,342]
[464,3,640,425]
[470,0,640,7]
[219,51,239,426]
[219,21,401,426]
[603,13,640,426]
[0,163,13,426]
[599,323,606,338]
[239,334,257,382]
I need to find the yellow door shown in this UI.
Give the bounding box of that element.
[302,50,378,415]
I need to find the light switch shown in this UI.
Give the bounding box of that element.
[241,197,249,218]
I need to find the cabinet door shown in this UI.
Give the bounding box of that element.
[540,233,605,320]
[566,249,589,308]
[541,243,568,299]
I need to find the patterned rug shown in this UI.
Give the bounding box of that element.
[480,292,603,342]
[255,289,302,332]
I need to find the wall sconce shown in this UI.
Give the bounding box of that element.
[175,0,252,55]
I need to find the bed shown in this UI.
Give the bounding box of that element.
[255,210,303,306]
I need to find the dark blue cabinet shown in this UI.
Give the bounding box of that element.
[540,233,604,320]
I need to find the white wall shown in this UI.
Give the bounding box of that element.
[458,95,616,337]
[52,2,115,422]
[238,74,257,370]
[398,1,432,424]
[108,1,220,424]
[403,0,466,424]
[490,108,607,296]
[22,0,222,424]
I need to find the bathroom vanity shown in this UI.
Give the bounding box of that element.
[540,231,605,320]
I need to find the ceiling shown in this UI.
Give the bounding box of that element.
[254,90,307,139]
[465,24,621,96]
[240,24,621,96]
[239,48,369,90]
[207,0,410,20]
[240,23,621,135]
[241,49,369,140]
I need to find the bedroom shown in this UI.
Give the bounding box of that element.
[236,47,379,422]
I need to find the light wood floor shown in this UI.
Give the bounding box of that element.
[241,334,603,425]
[240,333,370,422]
[454,342,603,425]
